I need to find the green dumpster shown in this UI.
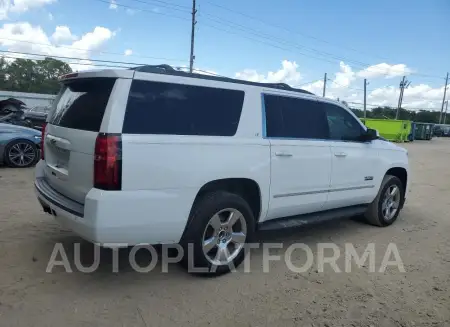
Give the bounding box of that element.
[361,119,412,142]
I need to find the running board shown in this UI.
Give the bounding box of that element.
[258,205,368,231]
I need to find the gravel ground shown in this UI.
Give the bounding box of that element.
[1,139,450,327]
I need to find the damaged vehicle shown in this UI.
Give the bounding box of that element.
[0,98,35,129]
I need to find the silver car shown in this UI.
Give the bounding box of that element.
[0,123,41,168]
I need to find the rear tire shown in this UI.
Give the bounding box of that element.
[180,191,255,276]
[364,175,404,227]
[4,139,39,168]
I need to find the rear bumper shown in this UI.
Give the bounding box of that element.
[34,161,195,246]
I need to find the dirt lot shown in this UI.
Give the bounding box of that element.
[1,139,450,327]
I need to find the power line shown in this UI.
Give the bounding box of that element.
[196,17,443,80]
[202,0,446,80]
[328,78,365,91]
[0,54,132,69]
[0,37,187,63]
[92,0,190,21]
[0,49,153,67]
[200,23,339,65]
[127,0,190,11]
[199,13,403,73]
[298,79,322,87]
[92,0,445,80]
[203,0,390,61]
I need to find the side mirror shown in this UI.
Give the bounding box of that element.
[361,128,379,141]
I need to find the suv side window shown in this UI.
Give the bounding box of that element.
[264,94,329,139]
[123,80,245,136]
[323,102,364,141]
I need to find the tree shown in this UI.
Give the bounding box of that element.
[349,105,442,124]
[0,57,72,94]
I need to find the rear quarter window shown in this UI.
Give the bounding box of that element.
[122,80,245,136]
[49,78,116,132]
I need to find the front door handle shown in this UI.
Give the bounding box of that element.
[334,152,347,157]
[275,151,293,157]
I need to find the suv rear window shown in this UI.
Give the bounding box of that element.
[122,80,245,136]
[49,78,116,132]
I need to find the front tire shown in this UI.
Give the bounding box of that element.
[4,139,39,168]
[364,175,404,227]
[180,191,255,276]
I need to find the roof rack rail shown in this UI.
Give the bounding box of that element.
[130,64,314,95]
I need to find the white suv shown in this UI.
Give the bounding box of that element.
[35,65,409,275]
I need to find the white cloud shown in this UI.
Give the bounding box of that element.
[109,0,117,10]
[302,80,324,94]
[235,60,302,86]
[48,12,53,20]
[366,84,447,110]
[124,48,132,56]
[0,0,55,19]
[51,26,77,44]
[262,60,445,111]
[356,63,413,79]
[126,8,135,15]
[0,22,116,71]
[331,61,355,88]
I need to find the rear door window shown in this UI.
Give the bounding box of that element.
[122,80,245,136]
[49,78,116,132]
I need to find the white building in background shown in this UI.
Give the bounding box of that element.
[0,90,56,108]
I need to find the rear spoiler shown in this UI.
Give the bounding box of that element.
[59,69,135,81]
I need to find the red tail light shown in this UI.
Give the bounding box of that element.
[94,133,122,190]
[40,123,47,160]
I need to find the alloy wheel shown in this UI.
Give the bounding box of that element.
[202,208,247,266]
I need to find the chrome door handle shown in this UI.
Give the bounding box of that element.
[275,152,293,157]
[334,152,347,157]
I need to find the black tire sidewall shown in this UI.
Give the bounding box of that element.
[181,191,255,276]
[376,176,404,226]
[5,140,39,168]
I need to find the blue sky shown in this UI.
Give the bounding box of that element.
[0,0,449,110]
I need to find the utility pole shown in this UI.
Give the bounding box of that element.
[439,72,449,124]
[322,73,327,97]
[396,76,410,119]
[189,0,197,73]
[444,100,449,124]
[363,79,367,118]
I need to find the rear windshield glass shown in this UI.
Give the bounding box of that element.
[122,80,245,136]
[49,78,116,132]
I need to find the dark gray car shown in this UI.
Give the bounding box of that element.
[0,123,41,168]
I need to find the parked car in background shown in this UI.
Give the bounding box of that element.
[433,124,450,137]
[0,123,41,168]
[24,106,51,130]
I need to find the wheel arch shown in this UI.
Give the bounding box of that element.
[181,178,262,242]
[385,166,408,207]
[385,167,407,193]
[193,178,262,222]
